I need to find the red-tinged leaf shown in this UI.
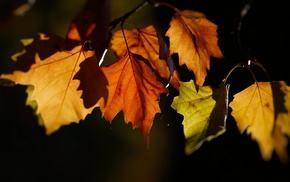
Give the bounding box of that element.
[100,51,168,144]
[110,25,181,90]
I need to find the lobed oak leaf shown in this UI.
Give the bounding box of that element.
[166,10,223,86]
[229,81,290,162]
[100,51,168,144]
[171,80,226,155]
[1,36,107,135]
[110,25,180,90]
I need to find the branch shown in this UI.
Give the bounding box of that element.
[109,0,149,31]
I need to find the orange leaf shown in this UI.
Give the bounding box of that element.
[110,25,180,90]
[1,34,107,135]
[101,51,168,144]
[166,10,223,86]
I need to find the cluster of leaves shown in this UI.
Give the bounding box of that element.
[1,0,290,163]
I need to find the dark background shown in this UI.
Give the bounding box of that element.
[1,0,290,181]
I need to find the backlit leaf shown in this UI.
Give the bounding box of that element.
[229,81,290,162]
[110,25,180,90]
[1,34,107,135]
[0,0,110,135]
[171,80,226,155]
[166,10,223,86]
[101,51,168,144]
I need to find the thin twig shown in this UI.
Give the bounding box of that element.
[109,0,149,31]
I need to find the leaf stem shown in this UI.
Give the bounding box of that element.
[223,59,271,84]
[151,1,181,13]
[222,62,244,84]
[248,59,271,80]
[120,23,130,52]
[109,0,149,31]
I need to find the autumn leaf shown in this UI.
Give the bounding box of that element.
[171,80,226,155]
[0,0,111,135]
[100,51,168,144]
[166,10,223,86]
[0,34,107,135]
[110,25,180,90]
[229,81,290,162]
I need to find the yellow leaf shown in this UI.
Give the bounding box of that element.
[1,34,106,135]
[229,81,290,162]
[171,80,226,155]
[166,10,223,86]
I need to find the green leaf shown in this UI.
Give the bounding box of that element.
[171,80,227,155]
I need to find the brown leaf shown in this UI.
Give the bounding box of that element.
[101,51,168,144]
[166,10,223,86]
